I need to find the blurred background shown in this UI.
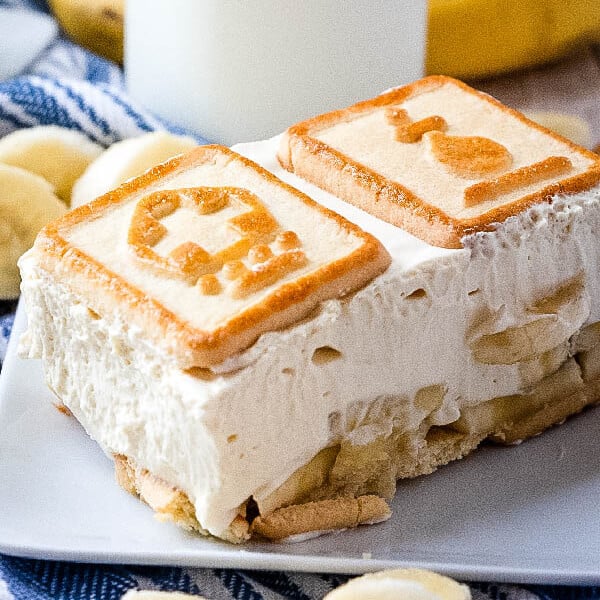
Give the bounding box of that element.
[52,0,600,142]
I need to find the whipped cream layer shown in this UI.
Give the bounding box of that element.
[20,136,600,538]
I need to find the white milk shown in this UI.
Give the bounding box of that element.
[125,1,427,145]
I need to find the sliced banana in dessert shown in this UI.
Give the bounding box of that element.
[0,164,66,299]
[71,131,198,207]
[325,568,471,600]
[0,125,103,205]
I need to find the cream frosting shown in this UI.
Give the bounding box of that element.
[19,135,600,538]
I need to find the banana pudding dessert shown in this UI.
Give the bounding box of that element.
[19,76,600,542]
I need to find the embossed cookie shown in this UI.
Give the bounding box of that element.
[33,145,390,367]
[278,75,600,248]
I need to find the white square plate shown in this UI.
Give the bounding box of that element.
[2,302,600,584]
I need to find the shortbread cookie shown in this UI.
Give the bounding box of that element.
[278,76,600,248]
[32,145,390,368]
[251,495,391,541]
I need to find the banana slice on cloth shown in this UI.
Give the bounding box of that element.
[0,164,66,299]
[0,126,103,205]
[122,592,205,600]
[71,131,198,207]
[524,111,592,149]
[324,568,471,600]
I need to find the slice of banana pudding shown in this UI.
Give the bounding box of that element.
[19,77,600,542]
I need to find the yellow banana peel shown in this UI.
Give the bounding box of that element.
[427,0,600,79]
[48,0,123,64]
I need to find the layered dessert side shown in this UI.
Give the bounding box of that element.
[18,76,600,542]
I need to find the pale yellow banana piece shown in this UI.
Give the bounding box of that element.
[325,568,471,600]
[0,125,103,205]
[71,131,198,207]
[0,164,66,299]
[121,592,206,600]
[524,111,592,149]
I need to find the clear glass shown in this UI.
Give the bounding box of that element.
[125,0,427,145]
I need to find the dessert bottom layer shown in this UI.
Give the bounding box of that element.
[112,321,600,542]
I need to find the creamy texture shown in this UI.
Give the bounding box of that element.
[19,136,600,537]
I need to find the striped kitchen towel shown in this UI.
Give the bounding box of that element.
[2,555,598,600]
[0,310,14,366]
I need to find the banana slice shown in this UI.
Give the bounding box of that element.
[71,131,198,208]
[0,126,103,206]
[0,164,66,299]
[122,592,205,600]
[524,111,592,149]
[325,568,471,600]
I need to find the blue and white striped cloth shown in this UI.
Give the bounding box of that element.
[0,311,14,365]
[0,0,204,143]
[1,1,600,599]
[0,553,597,600]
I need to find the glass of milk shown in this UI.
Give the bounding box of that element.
[125,1,427,145]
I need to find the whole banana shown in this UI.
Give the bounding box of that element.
[49,0,124,64]
[427,0,600,79]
